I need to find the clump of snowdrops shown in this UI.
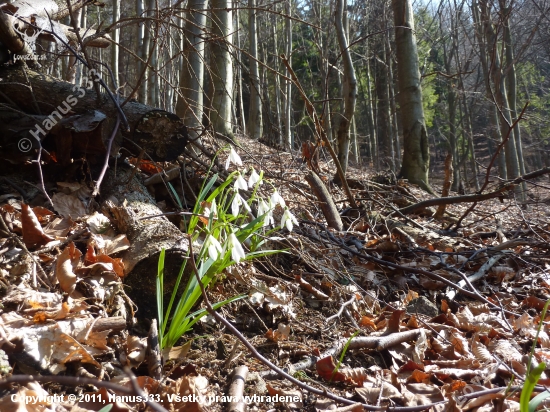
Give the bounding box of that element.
[157,146,298,350]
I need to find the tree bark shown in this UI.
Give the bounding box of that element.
[334,0,356,176]
[234,2,246,134]
[478,0,519,181]
[248,0,263,139]
[0,67,188,161]
[176,0,207,141]
[283,0,292,148]
[500,0,527,195]
[374,44,393,170]
[210,0,234,138]
[101,166,189,321]
[393,0,432,193]
[111,0,120,89]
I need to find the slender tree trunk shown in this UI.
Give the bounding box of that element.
[479,0,519,181]
[147,0,159,108]
[334,0,356,176]
[385,38,399,171]
[393,0,432,192]
[362,58,377,166]
[136,0,145,102]
[211,0,234,138]
[234,2,246,134]
[140,0,151,105]
[272,15,283,144]
[111,0,120,89]
[248,0,263,139]
[472,0,505,178]
[75,6,87,86]
[176,0,207,141]
[375,45,393,170]
[66,9,82,84]
[500,0,527,195]
[351,115,359,163]
[283,0,292,148]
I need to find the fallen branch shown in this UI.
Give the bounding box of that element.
[305,171,344,231]
[326,295,356,323]
[262,329,425,380]
[434,152,453,219]
[396,166,550,215]
[227,365,248,412]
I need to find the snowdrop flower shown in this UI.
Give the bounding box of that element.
[257,198,274,227]
[281,208,299,232]
[204,199,218,219]
[248,168,262,189]
[270,190,286,208]
[231,192,251,216]
[225,147,243,170]
[227,233,246,262]
[234,173,248,192]
[205,235,223,260]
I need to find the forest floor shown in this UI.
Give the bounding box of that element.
[1,134,550,412]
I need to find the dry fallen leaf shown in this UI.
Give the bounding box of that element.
[52,192,87,219]
[55,242,81,293]
[21,203,54,249]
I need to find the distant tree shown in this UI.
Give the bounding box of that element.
[210,0,234,138]
[176,0,207,141]
[248,0,263,139]
[393,0,433,192]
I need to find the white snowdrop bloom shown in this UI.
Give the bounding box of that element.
[270,190,286,208]
[227,233,246,262]
[257,199,274,227]
[206,235,223,260]
[231,193,251,216]
[225,147,243,170]
[234,173,248,191]
[281,208,299,232]
[248,168,262,188]
[204,199,218,219]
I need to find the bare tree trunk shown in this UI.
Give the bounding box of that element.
[362,58,377,166]
[75,6,87,86]
[111,0,120,89]
[147,0,159,109]
[471,0,505,178]
[248,0,263,139]
[334,0,356,177]
[375,42,394,171]
[385,37,399,171]
[500,0,527,195]
[351,115,359,163]
[393,0,432,193]
[283,0,292,148]
[176,0,207,141]
[136,0,145,102]
[140,0,151,105]
[272,15,283,144]
[66,8,82,84]
[478,0,519,181]
[234,2,246,134]
[211,0,234,138]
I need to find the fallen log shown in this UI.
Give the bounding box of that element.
[260,329,426,380]
[396,166,550,215]
[304,171,343,231]
[101,166,189,321]
[0,66,188,162]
